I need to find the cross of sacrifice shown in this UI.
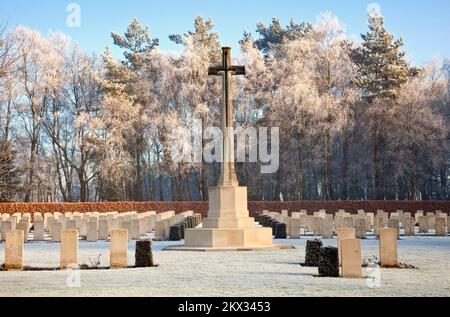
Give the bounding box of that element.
[208,47,246,187]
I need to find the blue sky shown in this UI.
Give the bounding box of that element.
[1,0,449,66]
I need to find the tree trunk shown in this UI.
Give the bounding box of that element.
[341,134,349,200]
[373,119,383,200]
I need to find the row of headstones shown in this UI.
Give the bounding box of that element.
[258,209,449,239]
[0,210,196,243]
[154,212,202,241]
[169,215,202,241]
[2,228,154,270]
[304,227,399,278]
[0,213,33,242]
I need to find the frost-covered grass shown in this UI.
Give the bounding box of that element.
[0,236,449,297]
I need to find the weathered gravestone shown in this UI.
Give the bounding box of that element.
[98,220,109,240]
[341,238,362,278]
[108,218,119,234]
[275,223,287,239]
[334,215,344,229]
[415,210,424,225]
[343,217,354,229]
[1,220,12,242]
[321,218,334,239]
[379,228,398,267]
[388,219,400,239]
[312,217,323,236]
[355,218,366,239]
[426,213,436,229]
[374,215,384,233]
[337,228,355,265]
[169,225,182,241]
[60,229,78,269]
[120,221,132,241]
[66,220,77,230]
[52,221,63,242]
[288,218,301,239]
[15,223,28,242]
[5,230,24,270]
[131,219,140,240]
[404,216,415,236]
[435,217,447,236]
[367,213,375,230]
[418,216,428,234]
[78,218,88,236]
[86,221,98,242]
[33,219,45,241]
[110,229,128,269]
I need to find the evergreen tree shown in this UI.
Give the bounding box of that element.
[103,18,159,201]
[351,12,421,199]
[253,18,312,54]
[111,18,159,70]
[351,12,420,101]
[169,16,221,63]
[0,140,20,202]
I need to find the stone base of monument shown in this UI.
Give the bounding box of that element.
[164,186,293,252]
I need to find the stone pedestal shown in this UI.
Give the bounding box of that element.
[180,186,278,251]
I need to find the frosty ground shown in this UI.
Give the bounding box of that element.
[0,236,449,297]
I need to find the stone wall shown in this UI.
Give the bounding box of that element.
[1,201,449,218]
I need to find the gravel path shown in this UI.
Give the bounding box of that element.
[0,236,449,297]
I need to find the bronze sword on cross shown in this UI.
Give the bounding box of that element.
[208,47,246,187]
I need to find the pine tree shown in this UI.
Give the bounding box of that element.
[111,18,159,70]
[103,19,159,201]
[351,12,420,101]
[0,140,20,202]
[253,18,312,55]
[169,16,221,63]
[351,12,421,199]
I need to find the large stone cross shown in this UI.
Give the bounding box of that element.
[208,47,245,187]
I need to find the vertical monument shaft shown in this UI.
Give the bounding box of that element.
[220,47,238,187]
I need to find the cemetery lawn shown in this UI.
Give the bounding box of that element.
[0,237,449,297]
